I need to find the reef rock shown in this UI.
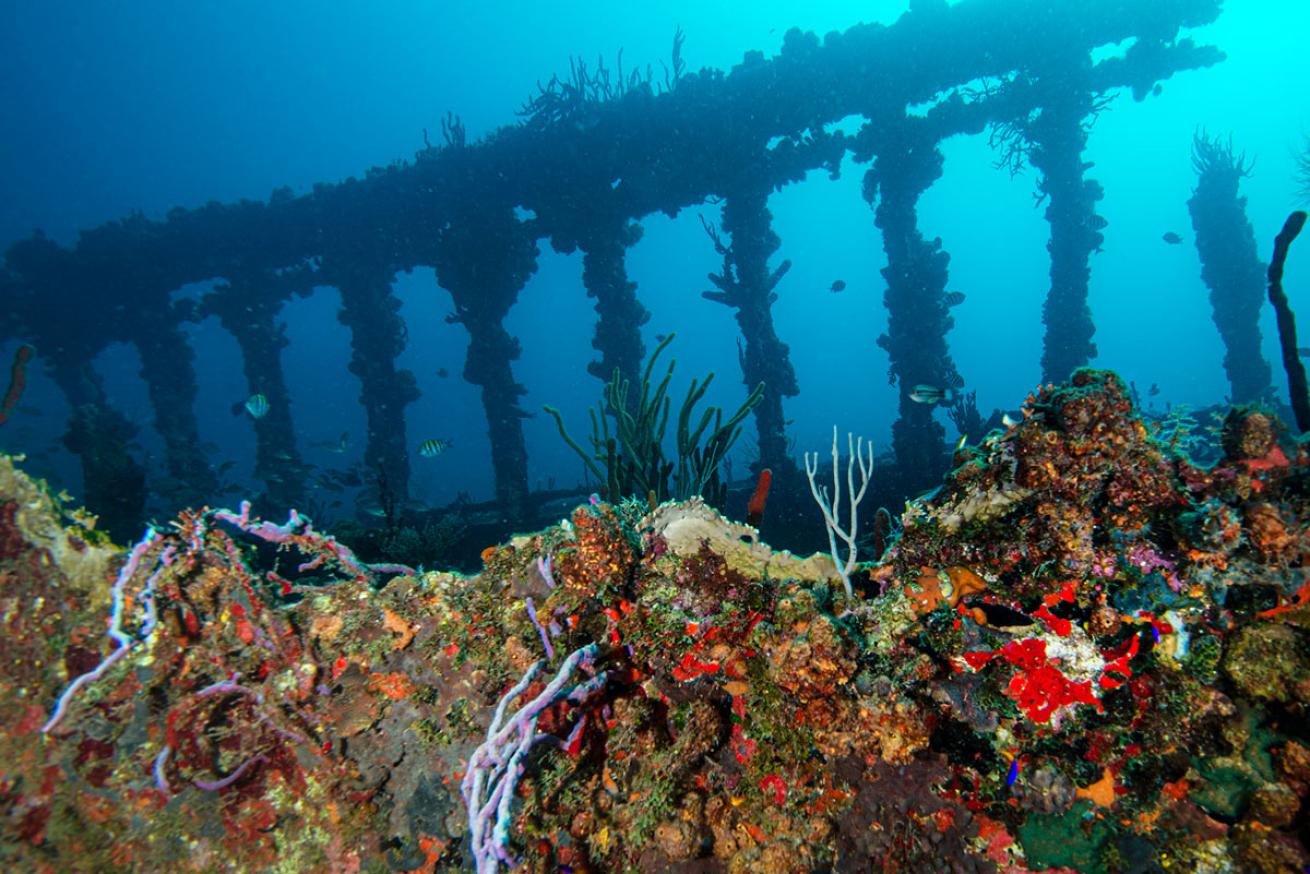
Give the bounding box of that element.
[1,369,1308,872]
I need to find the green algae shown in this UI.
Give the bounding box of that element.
[1017,800,1113,873]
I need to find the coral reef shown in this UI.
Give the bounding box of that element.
[3,369,1310,872]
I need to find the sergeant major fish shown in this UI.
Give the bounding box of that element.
[243,394,270,419]
[418,438,451,458]
[909,384,956,406]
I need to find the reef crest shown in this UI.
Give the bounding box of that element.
[1,370,1308,873]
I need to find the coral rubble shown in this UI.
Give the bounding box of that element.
[2,370,1309,872]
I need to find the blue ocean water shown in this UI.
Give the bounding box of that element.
[0,0,1306,545]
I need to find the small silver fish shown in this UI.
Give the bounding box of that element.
[309,431,351,453]
[418,438,450,458]
[909,385,955,406]
[244,394,270,419]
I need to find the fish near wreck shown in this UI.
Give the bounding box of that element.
[1,369,1309,871]
[909,383,956,406]
[244,393,270,418]
[910,373,964,407]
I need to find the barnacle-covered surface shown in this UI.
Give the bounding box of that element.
[2,369,1309,872]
